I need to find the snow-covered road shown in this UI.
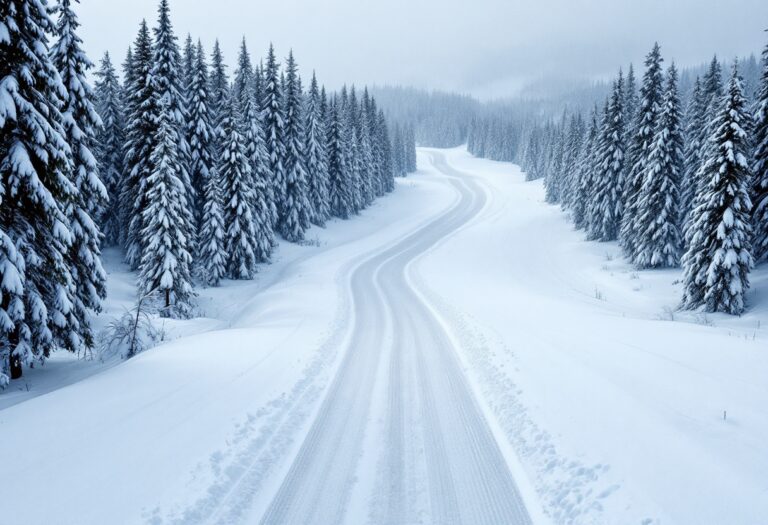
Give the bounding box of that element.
[259,151,531,524]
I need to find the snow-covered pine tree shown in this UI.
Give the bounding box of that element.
[188,42,226,286]
[365,94,385,197]
[263,44,286,226]
[219,91,259,279]
[702,57,724,120]
[523,128,542,181]
[327,96,353,218]
[621,43,664,259]
[392,124,405,177]
[182,33,194,94]
[366,90,386,197]
[208,39,229,162]
[633,64,683,268]
[243,70,275,261]
[197,147,226,287]
[545,113,567,204]
[560,114,585,211]
[405,123,417,173]
[357,90,375,206]
[752,38,768,263]
[278,51,312,241]
[1,0,79,379]
[251,60,278,237]
[692,57,725,202]
[122,20,155,269]
[233,38,253,109]
[571,106,599,230]
[680,77,706,230]
[253,61,264,109]
[587,75,625,242]
[93,51,125,246]
[187,40,213,223]
[149,0,195,255]
[376,108,396,193]
[682,65,753,314]
[139,93,194,316]
[51,0,108,352]
[622,63,639,171]
[345,87,363,213]
[624,64,639,124]
[305,72,331,225]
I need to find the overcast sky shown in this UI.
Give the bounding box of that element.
[77,0,768,99]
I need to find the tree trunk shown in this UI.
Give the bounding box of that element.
[8,331,21,379]
[165,289,170,309]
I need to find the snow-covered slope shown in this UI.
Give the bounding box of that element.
[2,148,766,525]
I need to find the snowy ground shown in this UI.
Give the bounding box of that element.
[417,148,768,525]
[2,147,767,525]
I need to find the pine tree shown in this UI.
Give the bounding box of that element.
[587,76,625,242]
[278,51,312,241]
[560,114,584,211]
[208,39,228,163]
[219,92,259,279]
[139,94,194,316]
[1,0,79,379]
[357,90,375,206]
[405,122,417,173]
[149,0,195,255]
[305,73,331,225]
[545,113,568,204]
[51,0,108,352]
[683,59,725,254]
[263,44,286,226]
[197,153,226,287]
[702,57,724,120]
[243,73,275,262]
[624,64,639,131]
[376,109,395,193]
[682,66,753,315]
[572,107,599,230]
[327,96,353,218]
[122,20,155,269]
[633,64,683,268]
[392,124,405,177]
[93,51,125,246]
[233,38,253,109]
[680,77,706,230]
[621,43,664,258]
[344,87,363,213]
[182,33,194,94]
[193,51,226,289]
[365,94,386,197]
[187,40,214,234]
[752,38,768,263]
[523,128,542,181]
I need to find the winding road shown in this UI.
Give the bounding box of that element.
[259,152,532,524]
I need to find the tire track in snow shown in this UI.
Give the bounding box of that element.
[259,151,532,524]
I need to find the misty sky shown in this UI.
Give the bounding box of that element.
[77,0,768,99]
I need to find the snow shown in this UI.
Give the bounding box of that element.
[2,147,767,524]
[418,147,768,525]
[0,171,457,524]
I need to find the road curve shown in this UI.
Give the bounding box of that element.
[259,151,532,525]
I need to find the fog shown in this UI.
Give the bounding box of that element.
[77,0,768,99]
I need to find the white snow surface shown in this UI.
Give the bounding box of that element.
[1,147,767,525]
